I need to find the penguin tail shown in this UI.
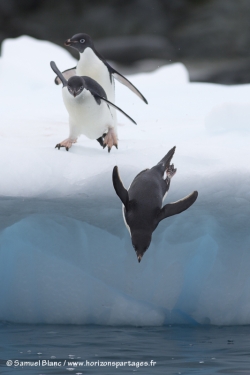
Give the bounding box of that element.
[155,146,176,174]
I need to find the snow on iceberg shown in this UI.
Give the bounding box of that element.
[0,36,250,325]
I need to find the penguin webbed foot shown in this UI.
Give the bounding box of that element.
[55,143,63,150]
[55,143,70,151]
[55,144,70,152]
[165,164,177,181]
[55,138,77,151]
[103,128,118,153]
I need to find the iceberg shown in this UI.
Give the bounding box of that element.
[0,36,250,326]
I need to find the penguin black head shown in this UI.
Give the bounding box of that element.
[65,33,94,53]
[131,231,152,263]
[67,76,85,97]
[50,61,86,97]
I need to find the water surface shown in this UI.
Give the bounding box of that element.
[0,323,249,374]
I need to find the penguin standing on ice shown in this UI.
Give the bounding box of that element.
[50,61,136,151]
[112,147,198,262]
[54,33,148,112]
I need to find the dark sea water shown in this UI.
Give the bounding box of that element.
[0,323,250,374]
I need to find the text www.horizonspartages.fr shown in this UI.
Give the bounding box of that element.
[5,359,157,369]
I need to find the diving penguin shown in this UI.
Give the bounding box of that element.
[50,61,136,151]
[112,147,198,262]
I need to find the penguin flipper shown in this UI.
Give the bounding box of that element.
[94,94,137,125]
[54,67,76,85]
[83,76,107,100]
[112,166,129,209]
[50,61,68,87]
[83,75,137,124]
[158,191,198,222]
[111,68,148,104]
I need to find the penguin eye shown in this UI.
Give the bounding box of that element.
[80,39,85,44]
[80,86,83,90]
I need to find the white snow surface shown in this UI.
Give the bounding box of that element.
[0,36,250,326]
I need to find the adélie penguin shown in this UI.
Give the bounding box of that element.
[112,147,198,262]
[54,33,148,109]
[50,61,136,151]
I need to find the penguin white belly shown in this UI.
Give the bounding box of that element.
[122,204,131,236]
[77,48,115,103]
[122,182,132,236]
[162,190,169,202]
[62,88,113,140]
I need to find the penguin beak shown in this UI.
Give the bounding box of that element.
[137,254,142,263]
[68,89,77,97]
[64,39,72,46]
